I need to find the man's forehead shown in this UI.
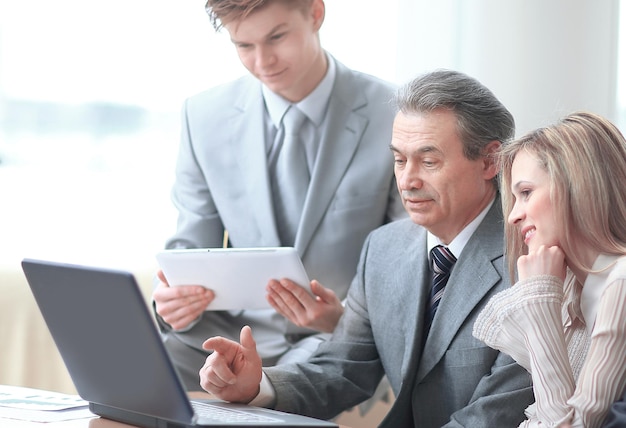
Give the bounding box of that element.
[392,111,459,142]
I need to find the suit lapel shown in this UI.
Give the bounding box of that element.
[295,59,368,254]
[417,201,505,380]
[384,202,504,423]
[228,59,372,250]
[231,80,281,245]
[400,236,430,376]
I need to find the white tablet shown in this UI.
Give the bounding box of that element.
[155,247,310,311]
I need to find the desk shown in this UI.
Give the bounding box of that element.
[0,418,127,428]
[1,415,353,428]
[0,392,353,428]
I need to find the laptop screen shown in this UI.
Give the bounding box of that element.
[22,259,196,425]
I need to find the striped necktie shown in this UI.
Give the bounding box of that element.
[426,245,456,333]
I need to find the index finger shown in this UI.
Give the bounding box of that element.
[202,336,238,356]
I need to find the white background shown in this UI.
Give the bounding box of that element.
[0,0,624,271]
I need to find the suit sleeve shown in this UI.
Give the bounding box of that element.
[443,350,533,427]
[263,236,387,420]
[165,98,226,250]
[604,388,626,427]
[154,99,227,333]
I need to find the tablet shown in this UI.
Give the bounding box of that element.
[155,247,310,311]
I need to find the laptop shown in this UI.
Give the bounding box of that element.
[21,258,338,428]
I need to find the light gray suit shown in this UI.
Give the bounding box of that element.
[265,200,534,427]
[158,56,406,388]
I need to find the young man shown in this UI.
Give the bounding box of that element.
[152,0,405,389]
[198,70,535,427]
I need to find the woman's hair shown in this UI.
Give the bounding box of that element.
[205,0,313,31]
[393,69,515,161]
[499,111,626,281]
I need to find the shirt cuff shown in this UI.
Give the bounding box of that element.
[248,372,277,408]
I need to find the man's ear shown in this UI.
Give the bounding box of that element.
[483,140,502,180]
[311,0,325,31]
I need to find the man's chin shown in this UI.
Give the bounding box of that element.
[408,212,432,227]
[259,74,290,89]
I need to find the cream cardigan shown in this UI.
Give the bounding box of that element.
[473,254,626,428]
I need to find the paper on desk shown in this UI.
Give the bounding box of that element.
[0,385,94,422]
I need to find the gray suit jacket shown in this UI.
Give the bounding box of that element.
[161,56,405,361]
[265,200,534,427]
[603,388,626,427]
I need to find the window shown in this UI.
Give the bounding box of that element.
[0,1,398,270]
[1,1,624,272]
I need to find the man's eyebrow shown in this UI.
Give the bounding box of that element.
[231,23,288,44]
[418,145,438,154]
[266,23,288,35]
[389,143,440,155]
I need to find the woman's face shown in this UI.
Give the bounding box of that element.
[507,150,560,252]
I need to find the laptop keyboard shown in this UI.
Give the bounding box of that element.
[192,401,282,423]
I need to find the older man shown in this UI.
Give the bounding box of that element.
[198,70,534,427]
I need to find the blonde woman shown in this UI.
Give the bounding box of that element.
[473,112,626,427]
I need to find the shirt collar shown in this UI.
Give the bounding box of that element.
[427,197,495,259]
[262,52,335,127]
[580,253,621,332]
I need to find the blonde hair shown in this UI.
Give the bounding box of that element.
[499,111,626,282]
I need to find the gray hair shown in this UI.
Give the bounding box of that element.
[394,69,515,160]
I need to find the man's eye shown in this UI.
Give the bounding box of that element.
[270,33,285,41]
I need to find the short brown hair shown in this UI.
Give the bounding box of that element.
[205,0,313,31]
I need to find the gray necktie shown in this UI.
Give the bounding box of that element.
[271,105,310,246]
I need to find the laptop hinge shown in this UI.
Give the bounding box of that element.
[89,403,187,428]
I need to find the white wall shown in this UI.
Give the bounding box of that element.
[0,1,624,269]
[395,0,622,136]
